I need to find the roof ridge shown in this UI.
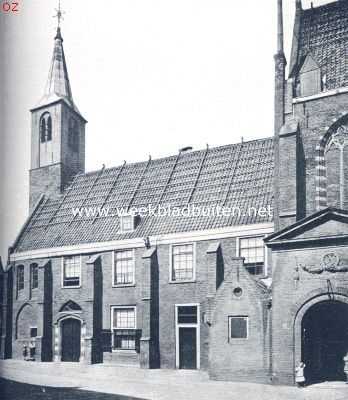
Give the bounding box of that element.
[79,136,273,179]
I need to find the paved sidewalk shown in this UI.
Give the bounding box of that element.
[1,360,348,400]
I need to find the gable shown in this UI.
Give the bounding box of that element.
[293,219,348,241]
[265,209,348,245]
[294,1,348,91]
[300,54,320,75]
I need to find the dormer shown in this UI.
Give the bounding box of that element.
[296,53,321,97]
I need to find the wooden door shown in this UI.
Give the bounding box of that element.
[61,319,81,362]
[179,327,197,369]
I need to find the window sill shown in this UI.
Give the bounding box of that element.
[61,285,81,289]
[112,284,136,288]
[112,349,138,354]
[169,280,196,285]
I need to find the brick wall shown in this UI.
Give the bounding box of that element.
[209,257,271,382]
[8,233,276,378]
[270,218,348,385]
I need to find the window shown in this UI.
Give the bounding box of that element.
[177,306,197,324]
[68,118,79,152]
[40,113,52,143]
[113,250,134,286]
[30,263,39,290]
[62,256,81,287]
[17,265,24,292]
[325,124,348,209]
[111,307,139,351]
[229,316,248,340]
[171,244,195,282]
[30,327,38,338]
[120,215,135,233]
[239,236,265,275]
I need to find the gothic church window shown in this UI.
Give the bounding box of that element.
[68,118,79,152]
[325,125,348,209]
[40,113,52,143]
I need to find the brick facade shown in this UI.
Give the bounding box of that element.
[3,0,348,387]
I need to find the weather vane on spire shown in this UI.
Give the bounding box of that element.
[53,0,65,28]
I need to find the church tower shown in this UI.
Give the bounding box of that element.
[274,0,348,230]
[29,24,87,210]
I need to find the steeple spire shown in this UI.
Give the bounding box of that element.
[33,1,81,116]
[277,0,284,54]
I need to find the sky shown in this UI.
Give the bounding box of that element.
[0,0,333,262]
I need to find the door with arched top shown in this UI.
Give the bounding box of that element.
[61,318,81,362]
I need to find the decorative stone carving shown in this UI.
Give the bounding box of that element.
[300,253,348,274]
[326,125,348,152]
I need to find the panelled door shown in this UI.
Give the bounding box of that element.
[61,318,81,362]
[179,327,197,369]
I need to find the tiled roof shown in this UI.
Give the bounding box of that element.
[14,138,274,252]
[297,1,348,90]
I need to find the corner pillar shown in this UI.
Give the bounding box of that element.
[140,247,157,368]
[84,254,102,364]
[206,242,221,324]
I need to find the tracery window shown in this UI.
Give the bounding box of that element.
[325,124,348,209]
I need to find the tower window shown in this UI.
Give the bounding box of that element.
[40,113,52,143]
[68,118,79,152]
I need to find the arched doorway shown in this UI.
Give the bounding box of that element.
[61,318,81,362]
[301,300,348,383]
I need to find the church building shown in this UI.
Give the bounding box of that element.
[1,0,348,386]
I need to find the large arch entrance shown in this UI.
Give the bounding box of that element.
[301,300,348,383]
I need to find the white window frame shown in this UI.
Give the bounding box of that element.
[119,214,136,233]
[61,255,82,288]
[236,235,268,276]
[110,306,137,352]
[175,303,200,369]
[228,316,249,341]
[112,249,135,287]
[169,242,196,283]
